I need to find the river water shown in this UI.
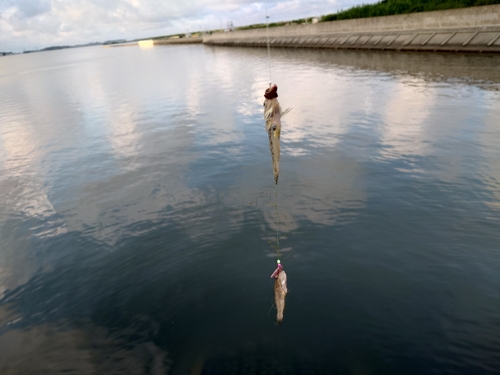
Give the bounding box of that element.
[1,45,500,374]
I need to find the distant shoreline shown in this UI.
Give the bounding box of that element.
[7,1,500,56]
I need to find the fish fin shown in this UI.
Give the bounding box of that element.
[281,107,292,118]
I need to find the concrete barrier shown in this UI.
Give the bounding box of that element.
[203,5,500,53]
[154,37,203,45]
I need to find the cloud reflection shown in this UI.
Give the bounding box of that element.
[480,94,500,211]
[379,79,436,161]
[0,306,171,375]
[107,104,142,164]
[0,108,67,238]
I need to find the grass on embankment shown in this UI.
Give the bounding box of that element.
[236,19,310,31]
[321,0,500,22]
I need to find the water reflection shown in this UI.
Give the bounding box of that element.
[107,104,142,163]
[479,98,500,212]
[380,79,436,161]
[0,305,171,375]
[0,235,38,300]
[1,45,500,374]
[268,49,500,90]
[0,95,67,238]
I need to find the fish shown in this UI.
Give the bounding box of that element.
[264,84,282,185]
[271,264,288,324]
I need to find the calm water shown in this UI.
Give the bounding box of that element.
[1,45,500,374]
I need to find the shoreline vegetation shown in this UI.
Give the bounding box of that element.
[4,1,500,56]
[236,0,500,30]
[321,0,500,22]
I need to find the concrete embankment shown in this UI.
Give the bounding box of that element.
[203,5,500,53]
[153,37,203,45]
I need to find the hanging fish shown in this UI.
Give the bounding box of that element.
[270,261,287,325]
[264,84,282,185]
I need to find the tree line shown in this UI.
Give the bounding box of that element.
[321,0,500,22]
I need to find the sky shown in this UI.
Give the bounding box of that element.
[0,0,369,52]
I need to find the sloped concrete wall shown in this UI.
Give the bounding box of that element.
[203,5,500,53]
[154,37,202,45]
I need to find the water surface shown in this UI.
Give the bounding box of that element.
[1,45,500,374]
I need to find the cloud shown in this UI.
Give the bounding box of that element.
[0,0,367,52]
[1,0,51,19]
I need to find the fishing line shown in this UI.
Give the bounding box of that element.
[264,0,272,85]
[264,0,279,259]
[274,185,281,258]
[262,0,289,325]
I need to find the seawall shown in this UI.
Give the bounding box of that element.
[203,5,500,53]
[154,37,203,45]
